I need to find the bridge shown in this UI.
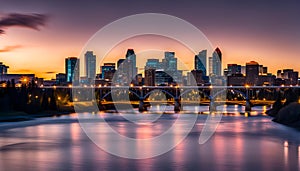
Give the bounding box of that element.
[67,85,299,113]
[0,85,300,113]
[2,85,297,114]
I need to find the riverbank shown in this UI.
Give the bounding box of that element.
[0,110,72,122]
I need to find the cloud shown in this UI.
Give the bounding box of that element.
[44,71,56,74]
[0,13,48,34]
[13,69,34,73]
[0,45,22,52]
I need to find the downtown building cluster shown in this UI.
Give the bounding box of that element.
[57,47,299,87]
[0,47,299,87]
[225,61,299,86]
[62,48,224,86]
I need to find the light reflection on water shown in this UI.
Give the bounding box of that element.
[298,146,300,169]
[0,106,299,170]
[149,104,269,115]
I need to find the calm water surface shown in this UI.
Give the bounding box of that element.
[0,106,300,171]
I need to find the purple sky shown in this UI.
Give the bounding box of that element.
[0,0,300,78]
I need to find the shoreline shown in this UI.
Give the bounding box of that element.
[0,109,266,122]
[0,111,73,122]
[1,111,299,131]
[2,106,298,130]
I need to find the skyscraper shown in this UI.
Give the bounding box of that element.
[145,59,160,69]
[125,49,137,79]
[162,51,182,84]
[211,48,222,76]
[164,51,177,71]
[56,73,66,85]
[195,50,207,76]
[65,57,79,84]
[209,57,213,75]
[227,64,242,76]
[126,49,136,68]
[114,59,126,85]
[117,59,125,69]
[190,69,204,85]
[101,63,116,80]
[155,70,174,86]
[144,68,155,86]
[246,61,259,85]
[85,51,96,81]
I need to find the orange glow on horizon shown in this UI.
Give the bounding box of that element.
[1,28,299,79]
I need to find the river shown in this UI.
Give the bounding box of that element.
[0,105,299,170]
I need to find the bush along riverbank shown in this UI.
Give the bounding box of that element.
[0,80,75,122]
[267,88,300,128]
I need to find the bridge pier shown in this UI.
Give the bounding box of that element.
[139,98,147,112]
[174,98,181,112]
[245,99,251,112]
[98,100,105,111]
[209,100,216,113]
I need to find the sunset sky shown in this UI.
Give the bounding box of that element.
[0,0,300,79]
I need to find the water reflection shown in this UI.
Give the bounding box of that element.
[143,104,270,115]
[0,113,299,170]
[284,141,289,170]
[298,146,300,169]
[70,123,82,171]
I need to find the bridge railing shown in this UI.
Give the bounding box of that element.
[37,85,300,89]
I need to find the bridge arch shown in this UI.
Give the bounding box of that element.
[227,89,248,100]
[101,89,141,100]
[143,89,176,100]
[180,88,211,100]
[211,89,248,101]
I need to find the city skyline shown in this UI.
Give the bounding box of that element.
[1,35,299,80]
[1,47,299,88]
[1,47,300,79]
[1,0,300,79]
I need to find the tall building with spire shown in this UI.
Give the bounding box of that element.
[194,50,207,76]
[125,49,137,80]
[210,47,222,76]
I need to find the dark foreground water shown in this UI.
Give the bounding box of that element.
[0,107,300,171]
